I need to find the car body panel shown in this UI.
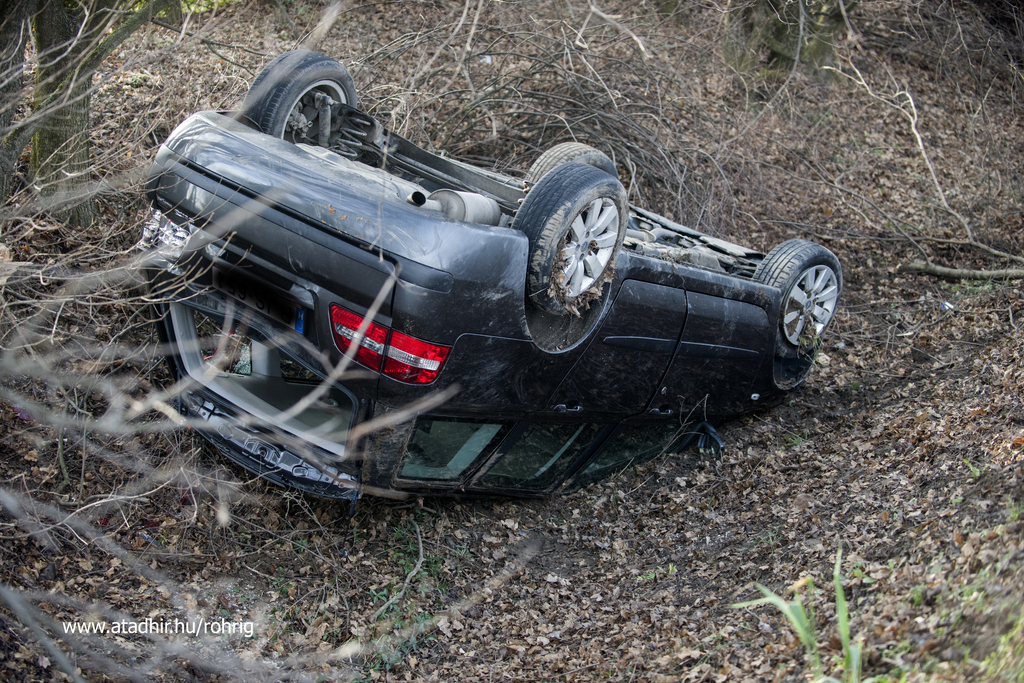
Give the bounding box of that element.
[143,108,835,501]
[662,292,772,417]
[547,279,688,416]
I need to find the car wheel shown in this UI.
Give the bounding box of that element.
[754,239,842,387]
[242,50,357,143]
[513,162,628,316]
[525,142,618,184]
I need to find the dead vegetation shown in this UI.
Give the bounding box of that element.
[1,0,1023,681]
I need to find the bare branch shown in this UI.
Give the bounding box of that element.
[904,261,1024,280]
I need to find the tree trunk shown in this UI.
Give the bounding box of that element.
[0,0,35,216]
[3,0,177,225]
[31,0,95,227]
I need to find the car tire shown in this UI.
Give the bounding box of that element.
[242,50,357,142]
[513,162,628,316]
[753,239,842,387]
[525,142,618,184]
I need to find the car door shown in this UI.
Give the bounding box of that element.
[546,279,687,416]
[651,291,772,419]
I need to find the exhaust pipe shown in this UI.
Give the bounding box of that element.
[408,189,502,226]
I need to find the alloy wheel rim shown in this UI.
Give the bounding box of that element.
[782,265,839,345]
[558,197,619,298]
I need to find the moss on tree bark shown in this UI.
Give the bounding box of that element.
[723,0,857,78]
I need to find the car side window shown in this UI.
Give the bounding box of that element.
[476,422,606,491]
[572,422,682,487]
[399,418,512,481]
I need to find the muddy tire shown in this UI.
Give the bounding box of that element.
[754,239,842,388]
[525,142,618,184]
[242,50,357,142]
[513,163,627,316]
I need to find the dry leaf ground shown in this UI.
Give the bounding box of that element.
[1,1,1022,681]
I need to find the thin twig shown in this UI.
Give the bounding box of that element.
[825,59,1024,274]
[0,587,88,683]
[717,0,806,154]
[150,19,269,57]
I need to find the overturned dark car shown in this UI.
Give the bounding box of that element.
[143,50,842,501]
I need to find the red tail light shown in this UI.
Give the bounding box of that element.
[329,305,451,384]
[330,305,387,370]
[384,330,451,384]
